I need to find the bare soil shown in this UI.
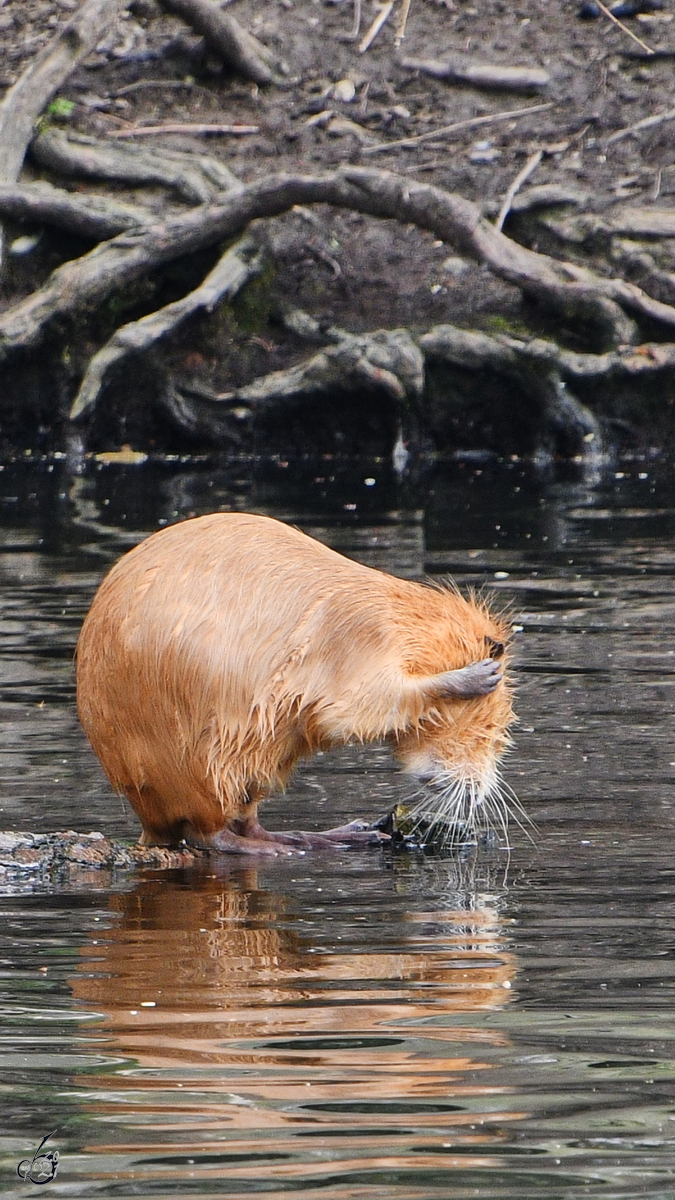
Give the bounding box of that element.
[1,0,675,455]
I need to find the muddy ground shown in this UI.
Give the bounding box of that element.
[1,0,675,456]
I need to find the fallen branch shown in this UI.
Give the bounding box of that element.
[0,182,151,240]
[31,128,241,204]
[361,102,554,154]
[161,0,278,85]
[401,56,550,92]
[506,183,590,213]
[495,150,542,232]
[0,0,132,268]
[109,122,260,138]
[71,235,264,420]
[5,166,675,370]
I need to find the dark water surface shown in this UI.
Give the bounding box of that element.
[1,453,675,1198]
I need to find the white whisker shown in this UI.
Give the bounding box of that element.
[406,764,530,849]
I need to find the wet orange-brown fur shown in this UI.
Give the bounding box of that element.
[76,512,514,844]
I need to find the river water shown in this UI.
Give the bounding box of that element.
[1,452,675,1199]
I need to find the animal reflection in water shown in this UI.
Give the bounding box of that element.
[71,865,524,1184]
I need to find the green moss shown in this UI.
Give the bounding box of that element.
[231,258,276,334]
[482,313,530,337]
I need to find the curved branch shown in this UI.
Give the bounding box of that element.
[71,235,264,420]
[4,167,675,366]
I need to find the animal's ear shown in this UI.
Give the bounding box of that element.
[485,636,505,660]
[413,657,502,701]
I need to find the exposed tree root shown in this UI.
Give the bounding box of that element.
[419,321,675,383]
[217,325,424,410]
[160,0,280,86]
[6,167,675,376]
[0,0,133,269]
[71,235,264,420]
[0,182,152,240]
[31,129,241,206]
[156,310,673,460]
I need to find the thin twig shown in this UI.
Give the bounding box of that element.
[395,0,413,45]
[595,0,655,54]
[109,122,259,138]
[361,102,554,154]
[495,149,542,232]
[113,80,202,96]
[358,0,394,53]
[351,0,362,39]
[606,105,675,146]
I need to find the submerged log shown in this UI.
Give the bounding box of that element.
[0,830,201,874]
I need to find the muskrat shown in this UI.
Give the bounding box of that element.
[76,513,515,855]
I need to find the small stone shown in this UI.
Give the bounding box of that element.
[332,78,356,103]
[442,255,471,277]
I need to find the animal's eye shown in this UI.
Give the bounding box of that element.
[486,637,504,660]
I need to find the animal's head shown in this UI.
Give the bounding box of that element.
[394,590,519,844]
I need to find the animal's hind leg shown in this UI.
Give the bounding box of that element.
[233,813,389,849]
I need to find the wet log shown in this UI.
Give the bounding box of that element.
[0,830,201,874]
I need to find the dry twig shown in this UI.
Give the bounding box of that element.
[362,102,554,154]
[395,0,414,45]
[109,123,260,138]
[401,56,550,91]
[594,0,655,54]
[495,150,543,232]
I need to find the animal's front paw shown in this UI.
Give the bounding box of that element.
[438,657,502,698]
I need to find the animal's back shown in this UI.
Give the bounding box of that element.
[77,514,416,833]
[77,512,512,848]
